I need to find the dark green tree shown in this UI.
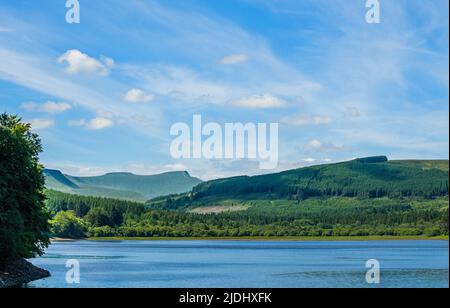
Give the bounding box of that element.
[84,207,116,227]
[0,114,50,267]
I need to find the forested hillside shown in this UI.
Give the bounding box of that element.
[43,157,449,239]
[149,157,449,211]
[193,157,448,199]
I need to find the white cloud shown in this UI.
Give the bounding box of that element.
[303,158,317,163]
[21,101,72,114]
[29,118,55,130]
[219,54,249,65]
[124,163,189,175]
[68,117,113,130]
[86,117,114,130]
[233,94,286,109]
[123,88,155,103]
[305,139,344,153]
[164,163,187,171]
[282,114,332,126]
[57,50,112,76]
[308,139,323,149]
[0,47,164,138]
[101,56,115,68]
[123,64,237,105]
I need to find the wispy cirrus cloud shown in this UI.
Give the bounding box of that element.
[305,139,345,153]
[112,0,323,106]
[21,101,72,114]
[282,114,332,126]
[86,117,114,130]
[0,0,447,179]
[233,94,286,109]
[68,117,114,130]
[219,54,249,65]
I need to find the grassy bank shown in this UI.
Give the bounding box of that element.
[85,235,449,242]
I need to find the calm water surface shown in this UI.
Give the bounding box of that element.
[29,240,449,288]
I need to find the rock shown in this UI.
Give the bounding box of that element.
[0,259,50,288]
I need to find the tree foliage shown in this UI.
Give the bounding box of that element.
[51,211,87,238]
[0,114,50,266]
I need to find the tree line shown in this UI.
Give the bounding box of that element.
[45,190,449,239]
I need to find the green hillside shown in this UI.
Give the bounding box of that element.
[147,157,449,211]
[44,169,202,202]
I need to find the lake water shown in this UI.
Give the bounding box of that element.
[29,240,449,288]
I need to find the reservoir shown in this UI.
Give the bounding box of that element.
[29,240,449,288]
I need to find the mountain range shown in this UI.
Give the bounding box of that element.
[43,169,202,201]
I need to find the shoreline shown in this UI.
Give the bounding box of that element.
[79,235,450,242]
[50,237,79,242]
[0,259,50,288]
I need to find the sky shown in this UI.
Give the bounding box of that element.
[0,0,448,180]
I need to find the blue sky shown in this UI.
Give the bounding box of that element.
[0,0,448,180]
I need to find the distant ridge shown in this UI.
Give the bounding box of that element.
[43,169,202,202]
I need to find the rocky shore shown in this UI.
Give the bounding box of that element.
[0,259,50,288]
